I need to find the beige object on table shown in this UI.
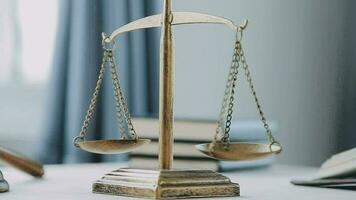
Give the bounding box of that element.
[1,163,355,200]
[0,147,44,178]
[0,146,44,193]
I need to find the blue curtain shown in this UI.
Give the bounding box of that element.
[39,0,160,164]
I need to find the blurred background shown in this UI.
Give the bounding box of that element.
[0,0,355,167]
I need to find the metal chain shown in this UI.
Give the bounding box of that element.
[107,52,138,139]
[214,40,241,145]
[106,49,128,139]
[214,42,238,142]
[239,43,278,144]
[73,51,108,146]
[74,36,138,146]
[213,28,280,148]
[221,41,241,144]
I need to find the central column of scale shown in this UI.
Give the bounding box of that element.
[159,0,174,170]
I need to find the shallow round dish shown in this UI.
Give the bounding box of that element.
[77,139,151,154]
[195,142,282,161]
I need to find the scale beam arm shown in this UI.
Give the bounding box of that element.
[105,12,246,42]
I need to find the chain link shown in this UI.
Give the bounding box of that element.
[239,43,277,144]
[73,51,108,146]
[213,29,280,149]
[108,51,137,139]
[221,41,241,144]
[74,36,138,147]
[214,41,240,143]
[106,49,128,139]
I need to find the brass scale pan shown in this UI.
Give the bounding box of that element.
[77,139,150,155]
[196,142,282,160]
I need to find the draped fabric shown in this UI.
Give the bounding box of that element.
[39,0,160,164]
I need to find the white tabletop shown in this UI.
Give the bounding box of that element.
[0,163,355,200]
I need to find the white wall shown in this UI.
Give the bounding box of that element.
[0,85,46,158]
[172,0,349,166]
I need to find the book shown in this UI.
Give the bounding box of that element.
[291,147,356,190]
[318,147,356,178]
[129,156,275,172]
[130,118,277,172]
[132,118,276,142]
[131,140,268,158]
[132,141,204,158]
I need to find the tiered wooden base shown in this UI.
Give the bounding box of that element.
[93,168,239,199]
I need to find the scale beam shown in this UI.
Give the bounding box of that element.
[105,12,243,43]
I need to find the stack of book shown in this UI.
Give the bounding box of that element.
[130,118,277,171]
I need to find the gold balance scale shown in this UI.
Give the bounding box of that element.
[72,0,282,199]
